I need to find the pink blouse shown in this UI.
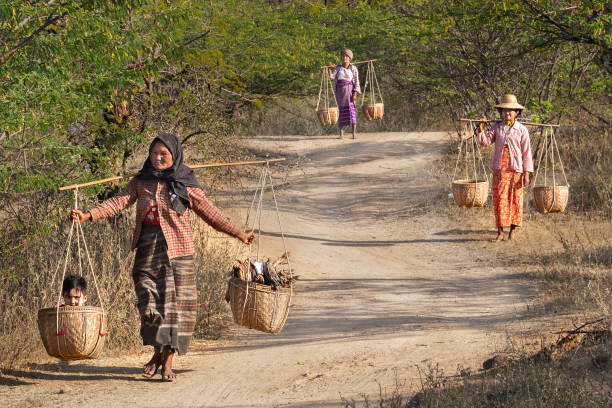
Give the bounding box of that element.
[477,121,533,173]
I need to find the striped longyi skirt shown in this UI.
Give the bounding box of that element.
[335,79,357,127]
[132,223,196,355]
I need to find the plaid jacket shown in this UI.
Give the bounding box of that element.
[89,178,243,259]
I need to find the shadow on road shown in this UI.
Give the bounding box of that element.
[259,230,485,245]
[1,363,193,385]
[207,270,531,355]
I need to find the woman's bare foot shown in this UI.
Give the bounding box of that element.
[161,350,176,382]
[143,351,162,378]
[490,227,505,242]
[508,225,518,240]
[491,233,504,242]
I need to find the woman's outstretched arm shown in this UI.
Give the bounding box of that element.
[72,178,138,222]
[188,187,254,244]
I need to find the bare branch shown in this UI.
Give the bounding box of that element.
[182,130,213,144]
[579,104,611,126]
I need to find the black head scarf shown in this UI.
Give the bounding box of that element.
[137,133,201,215]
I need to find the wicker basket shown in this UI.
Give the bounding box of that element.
[316,108,339,126]
[452,179,489,208]
[533,185,569,214]
[362,103,384,121]
[38,306,107,360]
[227,277,291,334]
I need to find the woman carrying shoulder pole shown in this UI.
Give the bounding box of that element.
[328,48,361,139]
[477,94,533,242]
[72,133,254,382]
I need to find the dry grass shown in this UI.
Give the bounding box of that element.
[529,229,611,318]
[553,126,611,215]
[191,216,240,339]
[343,335,611,407]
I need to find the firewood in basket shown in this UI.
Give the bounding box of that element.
[272,252,290,268]
[232,259,252,281]
[281,275,299,288]
[230,254,296,288]
[264,259,283,288]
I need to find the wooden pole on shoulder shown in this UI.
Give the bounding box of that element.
[459,118,560,128]
[59,158,286,191]
[321,59,378,68]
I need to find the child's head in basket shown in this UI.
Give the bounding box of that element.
[62,275,88,306]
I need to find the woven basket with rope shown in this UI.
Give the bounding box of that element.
[315,67,339,126]
[531,127,569,213]
[38,189,107,360]
[451,121,490,208]
[226,162,293,334]
[360,61,384,121]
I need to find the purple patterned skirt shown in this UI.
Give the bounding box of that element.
[335,80,357,126]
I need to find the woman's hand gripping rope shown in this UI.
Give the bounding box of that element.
[519,172,531,188]
[239,231,256,245]
[71,209,92,223]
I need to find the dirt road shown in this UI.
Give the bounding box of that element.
[1,132,534,407]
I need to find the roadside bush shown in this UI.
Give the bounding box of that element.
[556,127,611,215]
[192,216,237,339]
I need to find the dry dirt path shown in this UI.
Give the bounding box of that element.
[1,132,534,407]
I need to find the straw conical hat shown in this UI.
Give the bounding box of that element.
[494,94,525,110]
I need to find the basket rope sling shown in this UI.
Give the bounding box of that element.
[531,126,569,213]
[315,67,339,126]
[451,121,490,208]
[227,162,293,334]
[360,60,384,121]
[37,187,108,360]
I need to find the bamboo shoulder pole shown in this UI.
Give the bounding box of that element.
[321,59,378,68]
[459,118,560,128]
[59,158,286,191]
[189,158,285,170]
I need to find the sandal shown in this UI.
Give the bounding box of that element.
[142,355,162,379]
[161,370,176,382]
[160,349,176,382]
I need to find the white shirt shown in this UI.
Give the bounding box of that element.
[329,64,361,94]
[332,66,353,82]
